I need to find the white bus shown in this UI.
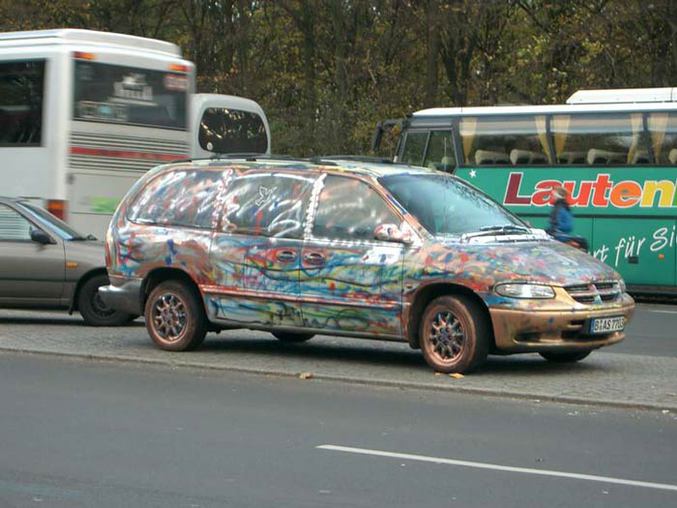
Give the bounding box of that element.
[0,29,270,238]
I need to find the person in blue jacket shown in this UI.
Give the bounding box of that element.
[547,186,589,251]
[548,186,574,242]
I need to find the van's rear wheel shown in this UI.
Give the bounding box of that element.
[539,351,591,363]
[419,295,489,374]
[145,281,206,351]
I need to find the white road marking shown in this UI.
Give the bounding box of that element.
[317,445,677,492]
[645,309,677,315]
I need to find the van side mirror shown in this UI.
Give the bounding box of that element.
[374,223,413,245]
[30,227,54,245]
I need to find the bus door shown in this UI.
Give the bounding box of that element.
[398,129,457,174]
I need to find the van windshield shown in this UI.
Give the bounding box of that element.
[379,173,525,236]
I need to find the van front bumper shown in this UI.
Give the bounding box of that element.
[99,279,144,316]
[489,295,635,353]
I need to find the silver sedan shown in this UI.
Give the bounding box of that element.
[0,197,135,326]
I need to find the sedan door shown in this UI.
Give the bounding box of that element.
[0,203,65,303]
[300,175,405,338]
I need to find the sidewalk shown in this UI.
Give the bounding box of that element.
[1,312,676,411]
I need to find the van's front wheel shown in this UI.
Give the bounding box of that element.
[145,281,207,351]
[419,295,489,374]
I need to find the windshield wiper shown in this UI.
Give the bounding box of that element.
[479,224,529,233]
[462,225,530,240]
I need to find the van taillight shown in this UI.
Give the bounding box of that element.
[47,200,67,220]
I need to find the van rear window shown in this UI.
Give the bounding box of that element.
[129,170,223,228]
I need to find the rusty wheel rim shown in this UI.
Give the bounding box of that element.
[151,293,187,342]
[428,311,465,363]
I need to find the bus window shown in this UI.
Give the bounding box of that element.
[401,131,428,165]
[423,130,456,172]
[0,60,45,146]
[74,61,188,130]
[648,113,677,165]
[551,113,649,165]
[198,107,268,154]
[459,115,549,166]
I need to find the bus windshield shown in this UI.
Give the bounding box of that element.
[380,173,525,236]
[73,61,188,130]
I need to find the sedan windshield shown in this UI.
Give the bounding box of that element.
[379,173,526,236]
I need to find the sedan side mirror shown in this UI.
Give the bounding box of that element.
[374,223,413,245]
[30,227,54,245]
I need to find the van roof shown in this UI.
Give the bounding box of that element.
[0,29,181,57]
[174,157,433,179]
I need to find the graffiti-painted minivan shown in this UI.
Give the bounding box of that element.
[101,158,635,373]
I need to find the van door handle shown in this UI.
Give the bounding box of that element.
[303,252,325,266]
[276,250,297,263]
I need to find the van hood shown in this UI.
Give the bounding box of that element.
[432,238,619,288]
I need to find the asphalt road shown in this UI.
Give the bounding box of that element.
[616,303,677,357]
[0,353,675,508]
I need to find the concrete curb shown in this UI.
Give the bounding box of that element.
[1,346,673,413]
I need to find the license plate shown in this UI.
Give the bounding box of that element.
[589,316,625,334]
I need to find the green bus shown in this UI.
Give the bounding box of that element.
[376,88,677,294]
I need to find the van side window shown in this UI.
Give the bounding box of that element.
[221,173,315,238]
[312,176,399,241]
[0,60,45,146]
[0,204,32,240]
[199,108,268,154]
[129,170,224,228]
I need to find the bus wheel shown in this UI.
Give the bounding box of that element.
[539,351,591,363]
[419,295,489,374]
[78,274,132,326]
[272,331,314,343]
[145,281,207,351]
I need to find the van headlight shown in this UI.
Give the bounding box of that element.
[495,283,555,299]
[618,279,626,293]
